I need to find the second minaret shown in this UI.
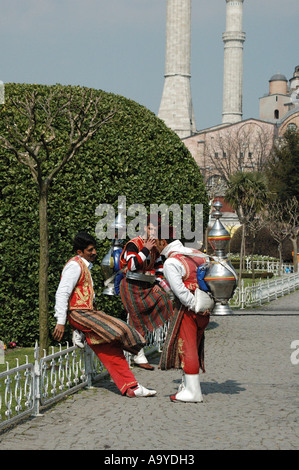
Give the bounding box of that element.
[222,0,246,124]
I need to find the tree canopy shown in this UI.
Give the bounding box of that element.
[0,83,209,346]
[225,171,268,222]
[266,128,299,203]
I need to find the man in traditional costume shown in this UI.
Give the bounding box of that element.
[53,231,157,398]
[156,226,213,403]
[119,217,174,370]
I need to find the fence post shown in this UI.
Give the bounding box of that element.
[280,277,284,297]
[259,279,262,306]
[240,280,245,309]
[33,341,42,417]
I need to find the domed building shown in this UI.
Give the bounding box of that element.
[157,1,298,232]
[259,66,299,133]
[182,66,299,232]
[259,73,289,121]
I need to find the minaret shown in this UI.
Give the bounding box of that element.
[158,0,196,139]
[222,0,246,124]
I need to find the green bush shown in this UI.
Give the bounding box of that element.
[238,272,274,279]
[0,83,209,346]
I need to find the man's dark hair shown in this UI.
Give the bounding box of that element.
[157,225,176,244]
[73,231,97,252]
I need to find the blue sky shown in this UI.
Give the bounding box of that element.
[0,0,298,130]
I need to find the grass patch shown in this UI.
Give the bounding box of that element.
[0,347,36,422]
[0,347,35,374]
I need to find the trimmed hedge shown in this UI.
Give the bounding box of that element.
[238,272,274,279]
[0,83,209,346]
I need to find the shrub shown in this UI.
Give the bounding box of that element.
[0,83,209,346]
[239,272,274,279]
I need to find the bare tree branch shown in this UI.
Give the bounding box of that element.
[202,122,274,191]
[0,88,117,189]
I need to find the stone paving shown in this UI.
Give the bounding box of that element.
[0,291,298,451]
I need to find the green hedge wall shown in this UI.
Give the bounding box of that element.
[0,83,209,346]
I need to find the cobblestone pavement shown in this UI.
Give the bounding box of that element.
[0,291,298,451]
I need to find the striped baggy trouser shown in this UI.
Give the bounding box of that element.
[67,309,142,394]
[67,308,146,355]
[119,278,174,337]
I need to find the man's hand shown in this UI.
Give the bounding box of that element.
[143,238,157,251]
[152,284,162,293]
[53,324,65,342]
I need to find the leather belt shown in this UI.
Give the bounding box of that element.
[126,271,156,284]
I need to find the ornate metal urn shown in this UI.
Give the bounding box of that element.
[205,201,238,315]
[101,207,126,296]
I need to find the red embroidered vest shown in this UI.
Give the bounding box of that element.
[67,256,94,310]
[119,236,158,273]
[168,250,207,293]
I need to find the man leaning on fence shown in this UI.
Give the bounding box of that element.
[52,231,157,398]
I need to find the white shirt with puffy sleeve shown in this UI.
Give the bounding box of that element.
[54,257,94,325]
[161,240,208,312]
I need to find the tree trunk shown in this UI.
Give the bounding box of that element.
[291,237,298,273]
[239,224,245,287]
[251,234,256,282]
[39,182,49,356]
[278,243,282,277]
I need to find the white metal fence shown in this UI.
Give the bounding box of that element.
[0,342,106,431]
[244,259,294,276]
[231,272,299,309]
[0,325,168,431]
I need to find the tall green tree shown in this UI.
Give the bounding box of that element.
[266,128,299,203]
[0,85,115,354]
[265,197,299,274]
[265,129,299,270]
